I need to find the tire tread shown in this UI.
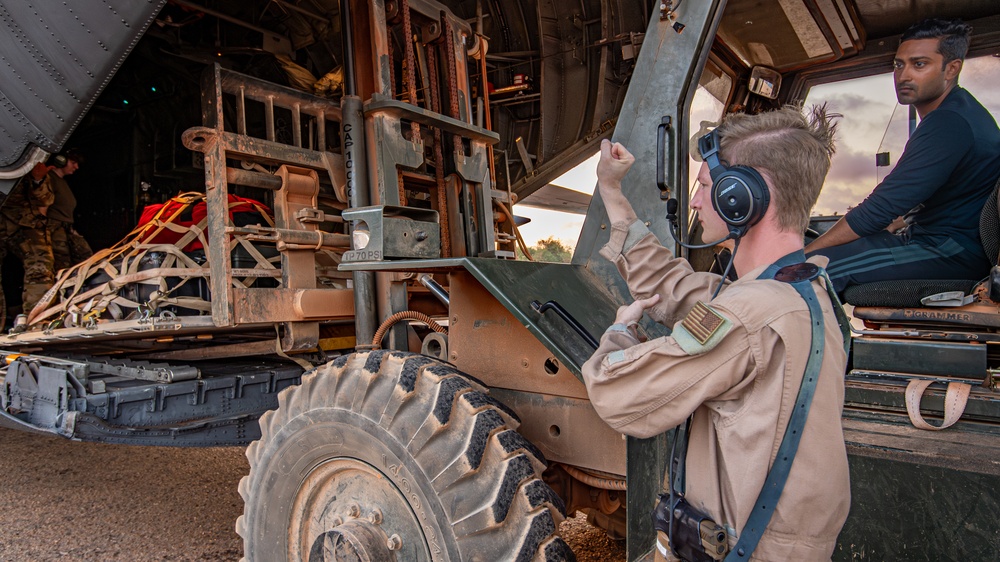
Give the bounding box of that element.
[238,351,568,561]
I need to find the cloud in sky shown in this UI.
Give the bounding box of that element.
[514,153,597,248]
[814,182,859,217]
[822,93,896,140]
[827,148,879,187]
[515,206,586,249]
[962,63,1000,121]
[551,152,599,194]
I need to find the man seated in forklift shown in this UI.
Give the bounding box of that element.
[806,18,1000,293]
[582,106,850,561]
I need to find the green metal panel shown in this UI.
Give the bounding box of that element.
[572,0,725,280]
[627,434,671,561]
[837,390,1000,560]
[853,338,988,379]
[838,424,1000,559]
[459,258,654,378]
[846,373,1000,422]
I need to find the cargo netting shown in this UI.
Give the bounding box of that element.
[25,192,285,330]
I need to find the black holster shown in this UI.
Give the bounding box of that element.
[653,493,729,562]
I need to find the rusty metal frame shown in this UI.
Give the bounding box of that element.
[180,64,356,351]
[359,0,501,259]
[491,389,627,476]
[447,270,588,396]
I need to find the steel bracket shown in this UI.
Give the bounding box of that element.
[342,205,441,262]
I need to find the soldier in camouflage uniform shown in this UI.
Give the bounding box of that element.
[47,150,93,272]
[0,157,59,324]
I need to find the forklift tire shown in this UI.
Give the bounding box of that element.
[237,350,575,561]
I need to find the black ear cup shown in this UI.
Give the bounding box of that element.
[711,165,770,233]
[697,130,770,237]
[47,153,67,168]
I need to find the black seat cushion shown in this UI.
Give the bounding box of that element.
[843,279,978,308]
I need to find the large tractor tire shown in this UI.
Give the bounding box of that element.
[237,350,574,561]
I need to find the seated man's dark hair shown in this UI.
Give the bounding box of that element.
[900,18,973,63]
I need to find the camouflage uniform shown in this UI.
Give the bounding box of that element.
[47,170,93,271]
[0,172,56,318]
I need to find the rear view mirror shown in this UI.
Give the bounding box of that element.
[748,66,781,99]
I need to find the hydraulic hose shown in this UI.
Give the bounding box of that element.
[562,464,628,491]
[494,201,533,260]
[371,311,448,349]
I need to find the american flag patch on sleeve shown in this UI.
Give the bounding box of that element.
[673,301,732,355]
[683,302,726,344]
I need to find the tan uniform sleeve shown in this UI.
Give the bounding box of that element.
[599,220,729,326]
[581,303,754,438]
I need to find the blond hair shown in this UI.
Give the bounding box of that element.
[717,105,838,233]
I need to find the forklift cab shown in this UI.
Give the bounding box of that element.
[578,2,1000,558]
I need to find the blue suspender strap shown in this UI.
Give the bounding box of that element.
[762,250,850,353]
[725,250,848,561]
[759,249,808,278]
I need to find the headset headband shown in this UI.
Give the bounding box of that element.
[697,130,724,181]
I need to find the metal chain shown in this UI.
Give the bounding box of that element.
[443,17,462,153]
[426,46,451,257]
[400,0,421,143]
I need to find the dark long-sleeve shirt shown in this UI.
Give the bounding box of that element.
[845,87,1000,253]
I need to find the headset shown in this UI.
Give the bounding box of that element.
[666,129,771,248]
[698,129,770,238]
[46,153,68,168]
[664,129,771,297]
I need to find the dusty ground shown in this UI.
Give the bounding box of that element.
[0,427,625,561]
[561,512,627,562]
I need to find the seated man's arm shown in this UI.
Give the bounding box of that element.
[817,111,972,245]
[805,216,860,253]
[885,215,909,233]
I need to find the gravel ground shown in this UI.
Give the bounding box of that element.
[560,513,627,562]
[0,427,625,561]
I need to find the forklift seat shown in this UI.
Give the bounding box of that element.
[844,177,1000,308]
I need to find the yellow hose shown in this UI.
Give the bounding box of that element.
[494,201,534,260]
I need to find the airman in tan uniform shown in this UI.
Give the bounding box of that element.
[583,106,850,561]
